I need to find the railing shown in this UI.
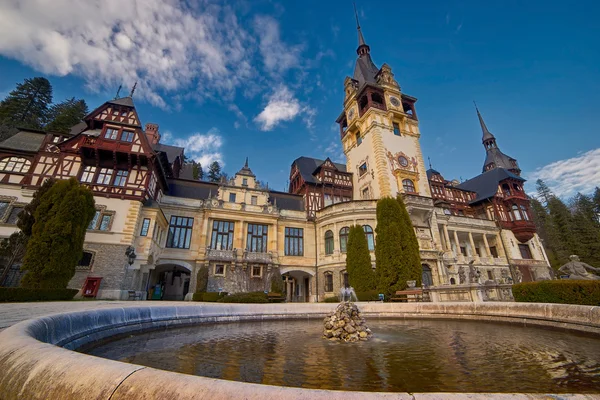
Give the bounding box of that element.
[205,248,237,261]
[402,194,434,208]
[243,250,272,264]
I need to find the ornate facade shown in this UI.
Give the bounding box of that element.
[0,15,553,302]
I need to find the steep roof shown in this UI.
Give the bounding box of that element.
[153,143,184,165]
[426,168,441,180]
[268,191,304,211]
[457,168,524,203]
[236,157,256,177]
[167,179,218,199]
[292,156,347,184]
[483,147,518,172]
[108,96,135,107]
[353,55,379,86]
[0,129,46,152]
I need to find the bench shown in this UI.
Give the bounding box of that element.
[390,289,429,302]
[267,292,285,303]
[128,290,142,301]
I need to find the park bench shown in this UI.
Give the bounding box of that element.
[390,289,429,302]
[128,290,142,301]
[267,292,285,303]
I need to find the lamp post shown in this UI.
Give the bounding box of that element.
[122,246,137,298]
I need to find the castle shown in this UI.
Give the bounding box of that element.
[0,18,552,302]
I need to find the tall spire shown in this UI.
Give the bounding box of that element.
[474,101,494,142]
[353,2,366,47]
[244,157,249,168]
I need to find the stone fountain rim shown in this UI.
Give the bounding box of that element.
[0,301,599,400]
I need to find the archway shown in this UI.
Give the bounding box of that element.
[148,263,192,300]
[281,269,313,303]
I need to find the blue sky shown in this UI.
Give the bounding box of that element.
[0,0,598,197]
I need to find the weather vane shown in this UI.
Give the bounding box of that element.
[114,85,122,99]
[129,81,137,97]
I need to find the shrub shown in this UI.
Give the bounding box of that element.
[512,280,600,305]
[270,269,284,293]
[0,287,78,302]
[356,290,382,302]
[196,266,209,293]
[323,296,340,303]
[346,225,376,292]
[217,291,269,303]
[192,291,227,302]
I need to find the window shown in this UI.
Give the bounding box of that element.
[114,170,128,187]
[361,187,370,200]
[520,205,529,220]
[53,136,60,143]
[489,246,499,258]
[324,272,333,292]
[393,122,401,136]
[251,265,262,278]
[487,270,494,280]
[324,230,334,255]
[284,227,303,256]
[81,166,96,183]
[359,163,368,177]
[121,130,135,142]
[402,179,416,193]
[0,157,31,173]
[6,207,23,225]
[140,218,151,236]
[251,195,258,205]
[356,132,362,146]
[78,251,94,268]
[518,243,532,259]
[475,247,481,257]
[343,272,349,288]
[246,224,268,252]
[363,225,375,251]
[88,210,113,231]
[443,208,452,215]
[229,193,236,202]
[502,184,511,197]
[96,168,113,185]
[210,220,234,250]
[104,128,118,140]
[512,204,522,221]
[166,216,194,249]
[242,178,248,186]
[214,264,225,276]
[339,227,349,252]
[0,201,9,219]
[460,246,467,256]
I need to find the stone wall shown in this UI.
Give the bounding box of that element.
[207,264,279,294]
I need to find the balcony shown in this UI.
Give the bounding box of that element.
[206,248,237,262]
[243,251,273,264]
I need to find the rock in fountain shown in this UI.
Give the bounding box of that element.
[323,302,372,342]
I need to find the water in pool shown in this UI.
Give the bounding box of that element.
[83,319,600,393]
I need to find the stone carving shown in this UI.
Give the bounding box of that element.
[513,268,523,284]
[458,267,466,284]
[558,255,600,280]
[323,302,372,342]
[468,265,480,284]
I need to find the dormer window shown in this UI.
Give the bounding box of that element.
[242,178,248,186]
[104,128,118,140]
[121,130,135,142]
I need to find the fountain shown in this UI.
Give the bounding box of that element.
[338,286,358,302]
[323,287,372,342]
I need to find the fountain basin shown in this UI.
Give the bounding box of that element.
[0,302,599,399]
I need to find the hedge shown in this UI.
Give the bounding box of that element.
[323,296,340,303]
[356,290,383,301]
[192,291,228,302]
[512,280,600,306]
[0,287,78,302]
[217,291,269,303]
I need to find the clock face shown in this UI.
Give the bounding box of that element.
[390,96,400,107]
[398,156,409,167]
[347,108,355,120]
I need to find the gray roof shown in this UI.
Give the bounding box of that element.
[268,191,304,211]
[353,54,379,86]
[426,168,441,180]
[108,96,135,107]
[476,107,495,142]
[167,179,218,199]
[457,168,525,203]
[153,143,184,165]
[483,147,518,173]
[236,157,255,177]
[293,156,347,185]
[69,121,87,135]
[0,129,46,152]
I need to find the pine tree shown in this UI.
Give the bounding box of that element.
[0,77,53,130]
[20,178,96,289]
[546,196,576,266]
[346,225,375,292]
[207,161,221,182]
[529,197,561,268]
[571,193,600,266]
[192,161,204,181]
[395,195,422,290]
[593,187,600,219]
[45,97,88,133]
[536,179,554,205]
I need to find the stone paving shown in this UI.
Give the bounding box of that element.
[0,300,187,330]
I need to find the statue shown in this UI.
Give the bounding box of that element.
[468,264,480,284]
[558,255,600,280]
[458,267,466,284]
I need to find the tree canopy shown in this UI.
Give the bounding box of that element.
[45,97,88,133]
[346,225,375,292]
[207,161,222,182]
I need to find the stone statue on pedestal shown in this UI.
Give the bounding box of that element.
[558,255,600,280]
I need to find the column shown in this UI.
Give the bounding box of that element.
[453,230,460,256]
[468,232,477,259]
[443,225,452,252]
[482,234,491,259]
[286,278,292,302]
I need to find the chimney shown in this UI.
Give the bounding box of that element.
[145,123,160,144]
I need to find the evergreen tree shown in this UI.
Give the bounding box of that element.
[571,193,600,266]
[593,187,600,218]
[207,161,221,182]
[20,178,95,289]
[192,161,204,181]
[18,178,56,237]
[270,269,284,294]
[374,196,421,296]
[529,197,561,268]
[546,196,576,266]
[536,179,554,205]
[0,77,53,130]
[45,97,88,133]
[346,225,375,292]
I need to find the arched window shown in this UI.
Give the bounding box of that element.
[324,230,334,255]
[339,227,349,252]
[0,157,31,173]
[363,225,375,251]
[355,132,362,146]
[512,204,522,221]
[402,179,415,193]
[422,264,433,287]
[520,205,529,221]
[324,272,333,292]
[502,184,511,197]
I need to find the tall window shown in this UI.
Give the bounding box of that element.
[166,216,194,249]
[104,128,118,140]
[246,223,268,252]
[140,218,151,236]
[363,225,375,251]
[342,272,349,288]
[229,193,236,202]
[356,132,362,146]
[359,163,368,177]
[251,195,258,205]
[512,204,522,221]
[81,166,96,183]
[96,168,113,185]
[121,130,135,142]
[284,227,303,256]
[0,157,31,173]
[114,170,128,187]
[489,246,499,258]
[324,230,334,255]
[210,220,235,250]
[393,122,401,136]
[0,201,9,219]
[324,272,333,292]
[520,205,529,220]
[6,207,23,225]
[339,227,349,252]
[518,243,532,259]
[402,179,416,193]
[88,210,113,231]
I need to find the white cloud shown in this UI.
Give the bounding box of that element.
[527,148,600,198]
[254,15,302,75]
[165,128,224,167]
[254,85,303,131]
[0,1,269,108]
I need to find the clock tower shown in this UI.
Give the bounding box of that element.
[336,12,431,201]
